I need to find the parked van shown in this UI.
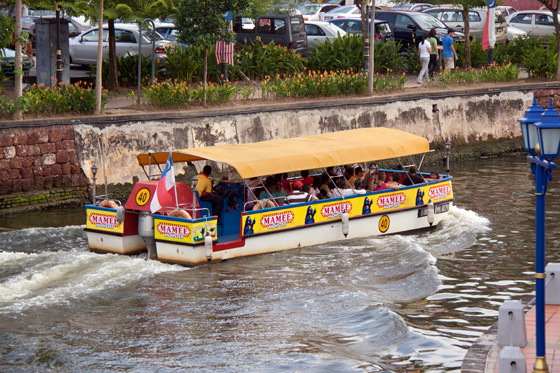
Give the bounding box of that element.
[234,10,307,54]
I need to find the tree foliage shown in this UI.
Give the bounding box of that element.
[536,0,560,79]
[176,0,253,48]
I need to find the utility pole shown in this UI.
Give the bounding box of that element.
[95,0,104,114]
[368,0,376,95]
[13,0,22,120]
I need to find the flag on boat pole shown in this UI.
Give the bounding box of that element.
[482,0,496,51]
[150,152,176,213]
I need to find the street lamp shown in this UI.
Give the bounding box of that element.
[91,164,98,205]
[518,97,560,373]
[445,140,451,176]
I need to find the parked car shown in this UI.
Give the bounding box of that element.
[423,6,508,44]
[305,20,346,51]
[298,3,340,21]
[22,15,89,39]
[507,24,528,41]
[68,24,175,66]
[497,6,517,17]
[375,10,462,47]
[391,3,433,12]
[154,22,180,42]
[506,10,559,42]
[320,5,361,21]
[1,48,32,76]
[234,11,307,54]
[328,18,393,42]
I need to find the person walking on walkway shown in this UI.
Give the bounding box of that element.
[428,28,439,78]
[442,28,458,74]
[417,35,431,84]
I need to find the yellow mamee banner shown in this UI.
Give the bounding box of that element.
[154,217,218,245]
[86,207,124,234]
[242,181,453,236]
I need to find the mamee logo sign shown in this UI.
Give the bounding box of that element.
[321,201,352,219]
[377,193,406,209]
[428,184,451,201]
[157,222,190,240]
[260,211,295,230]
[89,213,120,230]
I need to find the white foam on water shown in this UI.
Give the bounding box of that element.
[0,249,187,314]
[0,225,88,253]
[408,205,491,255]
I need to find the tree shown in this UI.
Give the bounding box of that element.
[176,0,252,106]
[537,0,560,79]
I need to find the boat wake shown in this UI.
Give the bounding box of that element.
[0,226,186,314]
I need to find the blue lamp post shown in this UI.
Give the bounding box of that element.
[519,97,560,373]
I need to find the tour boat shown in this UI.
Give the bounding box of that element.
[84,128,454,265]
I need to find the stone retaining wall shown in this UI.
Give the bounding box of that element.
[0,125,89,212]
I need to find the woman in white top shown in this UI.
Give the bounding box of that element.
[417,35,432,84]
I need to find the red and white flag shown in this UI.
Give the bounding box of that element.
[215,11,234,65]
[150,152,176,213]
[482,0,496,51]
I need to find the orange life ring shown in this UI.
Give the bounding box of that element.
[168,209,192,219]
[99,200,119,209]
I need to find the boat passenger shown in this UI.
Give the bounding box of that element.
[285,181,317,204]
[259,176,276,200]
[278,173,292,193]
[386,172,402,190]
[196,165,224,221]
[310,178,322,199]
[301,170,314,186]
[428,171,441,180]
[332,178,367,197]
[347,167,358,188]
[272,178,288,204]
[373,171,389,191]
[402,166,425,186]
[319,173,333,199]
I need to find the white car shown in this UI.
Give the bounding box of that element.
[69,23,175,65]
[507,24,528,41]
[298,3,340,21]
[506,10,559,41]
[320,5,361,21]
[305,20,347,51]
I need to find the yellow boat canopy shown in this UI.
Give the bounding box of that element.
[137,128,430,179]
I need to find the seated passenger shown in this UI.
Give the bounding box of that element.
[386,172,402,189]
[373,171,388,191]
[332,178,367,197]
[319,173,333,199]
[259,176,276,200]
[285,181,317,204]
[301,170,314,186]
[196,165,224,221]
[402,166,425,186]
[272,177,287,204]
[428,171,441,181]
[310,177,321,199]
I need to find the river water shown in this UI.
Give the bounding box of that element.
[1,154,559,372]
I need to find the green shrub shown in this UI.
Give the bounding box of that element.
[495,35,544,65]
[402,45,420,73]
[164,44,224,83]
[523,47,558,78]
[455,38,486,68]
[0,94,15,118]
[305,33,364,73]
[236,39,304,80]
[373,40,405,73]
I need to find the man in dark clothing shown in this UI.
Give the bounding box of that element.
[402,166,425,186]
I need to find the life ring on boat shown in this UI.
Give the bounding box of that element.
[99,200,119,209]
[168,209,192,219]
[253,199,275,210]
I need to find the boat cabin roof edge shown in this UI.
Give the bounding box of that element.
[137,128,430,179]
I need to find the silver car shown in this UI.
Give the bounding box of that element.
[506,10,558,41]
[69,23,175,65]
[305,20,346,51]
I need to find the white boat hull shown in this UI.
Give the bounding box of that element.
[155,200,452,265]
